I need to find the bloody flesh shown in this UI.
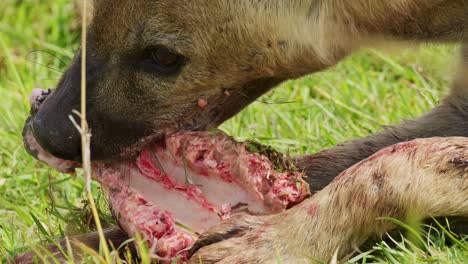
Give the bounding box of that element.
[93,131,310,262]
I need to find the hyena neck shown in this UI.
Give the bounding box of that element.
[233,0,359,78]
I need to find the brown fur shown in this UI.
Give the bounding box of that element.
[19,0,467,263]
[23,0,465,160]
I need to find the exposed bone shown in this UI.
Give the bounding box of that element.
[93,131,310,262]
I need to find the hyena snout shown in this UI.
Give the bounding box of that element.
[25,58,85,161]
[28,92,82,161]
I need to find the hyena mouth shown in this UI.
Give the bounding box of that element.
[23,90,311,262]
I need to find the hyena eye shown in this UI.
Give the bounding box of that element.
[142,46,184,74]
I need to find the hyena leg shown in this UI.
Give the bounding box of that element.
[296,37,468,192]
[191,137,468,263]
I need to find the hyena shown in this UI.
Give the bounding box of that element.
[18,0,467,263]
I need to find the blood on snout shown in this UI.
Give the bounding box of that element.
[198,99,208,108]
[29,88,45,106]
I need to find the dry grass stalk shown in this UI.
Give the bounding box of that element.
[69,0,113,262]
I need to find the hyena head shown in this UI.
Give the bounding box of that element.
[23,0,338,161]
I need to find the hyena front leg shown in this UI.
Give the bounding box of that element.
[191,137,468,263]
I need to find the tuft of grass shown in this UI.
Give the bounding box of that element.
[348,220,468,264]
[0,0,465,263]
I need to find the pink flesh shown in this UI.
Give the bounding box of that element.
[93,131,310,261]
[97,168,194,262]
[29,88,45,106]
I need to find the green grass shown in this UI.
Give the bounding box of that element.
[0,1,466,263]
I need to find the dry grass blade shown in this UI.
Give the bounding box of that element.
[329,247,339,264]
[72,0,112,262]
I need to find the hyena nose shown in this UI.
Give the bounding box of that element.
[31,110,82,161]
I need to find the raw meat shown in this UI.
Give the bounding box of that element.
[93,131,310,262]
